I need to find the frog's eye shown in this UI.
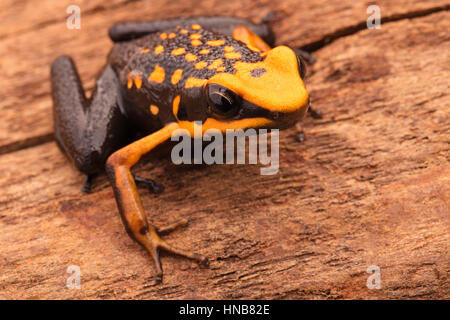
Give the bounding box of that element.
[296,55,307,79]
[206,84,240,119]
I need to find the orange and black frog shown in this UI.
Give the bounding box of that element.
[51,16,317,282]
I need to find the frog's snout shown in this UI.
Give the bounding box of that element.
[270,98,310,129]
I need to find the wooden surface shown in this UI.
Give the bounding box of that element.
[0,0,449,299]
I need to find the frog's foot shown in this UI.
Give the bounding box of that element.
[107,124,208,283]
[133,174,164,194]
[295,104,323,143]
[140,223,209,283]
[81,174,97,194]
[308,106,323,119]
[296,130,306,143]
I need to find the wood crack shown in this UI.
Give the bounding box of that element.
[301,4,450,52]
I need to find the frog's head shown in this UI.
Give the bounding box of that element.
[202,46,309,131]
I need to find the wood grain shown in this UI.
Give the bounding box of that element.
[0,1,448,299]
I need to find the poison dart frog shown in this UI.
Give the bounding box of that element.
[51,16,315,282]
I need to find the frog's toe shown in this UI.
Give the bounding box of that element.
[308,106,323,119]
[133,175,164,194]
[81,174,97,194]
[140,226,209,283]
[156,218,188,235]
[158,240,209,268]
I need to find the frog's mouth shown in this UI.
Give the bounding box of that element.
[236,97,310,130]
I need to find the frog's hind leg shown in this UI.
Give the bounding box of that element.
[133,174,164,194]
[51,56,132,192]
[106,123,209,283]
[109,16,275,45]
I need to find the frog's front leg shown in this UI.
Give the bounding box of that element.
[109,16,275,45]
[51,56,164,193]
[106,123,209,283]
[51,56,132,186]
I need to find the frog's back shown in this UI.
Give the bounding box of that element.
[109,24,264,88]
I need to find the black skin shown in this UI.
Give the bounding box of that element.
[52,16,319,192]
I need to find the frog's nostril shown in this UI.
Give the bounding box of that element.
[272,112,281,120]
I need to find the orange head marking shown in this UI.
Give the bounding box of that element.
[206,39,225,46]
[205,46,309,127]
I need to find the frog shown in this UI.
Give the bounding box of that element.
[51,16,315,282]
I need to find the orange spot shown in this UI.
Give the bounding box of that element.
[195,61,208,69]
[180,29,188,34]
[173,95,180,117]
[190,33,202,40]
[185,53,198,62]
[191,24,201,30]
[207,58,223,70]
[148,65,165,83]
[140,48,150,54]
[171,69,183,85]
[185,77,207,88]
[134,76,143,89]
[168,33,176,39]
[172,48,186,56]
[154,45,164,54]
[225,51,242,59]
[199,49,210,55]
[224,46,234,52]
[232,26,270,52]
[127,71,143,89]
[206,39,225,46]
[216,66,225,72]
[127,74,133,89]
[191,40,202,46]
[160,33,168,40]
[150,105,159,115]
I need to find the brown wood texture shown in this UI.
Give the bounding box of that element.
[0,1,449,299]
